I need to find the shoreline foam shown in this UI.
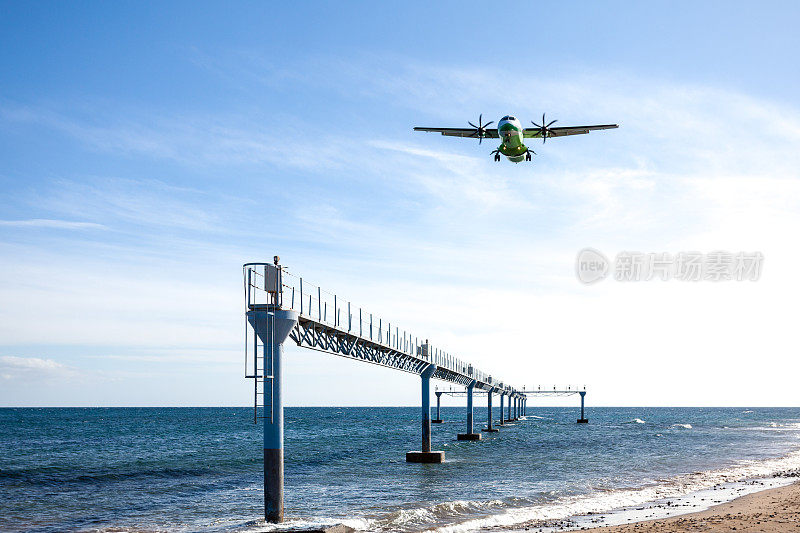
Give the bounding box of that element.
[577,479,800,532]
[500,475,799,532]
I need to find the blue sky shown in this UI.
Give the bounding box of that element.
[1,2,799,406]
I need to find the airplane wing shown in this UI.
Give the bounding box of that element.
[413,127,500,139]
[523,124,618,138]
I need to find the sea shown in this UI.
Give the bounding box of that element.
[2,407,800,532]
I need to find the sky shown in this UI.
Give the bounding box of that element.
[1,2,799,407]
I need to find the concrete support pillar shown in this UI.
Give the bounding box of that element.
[467,383,474,433]
[407,365,445,462]
[421,366,433,451]
[512,396,517,420]
[499,393,505,426]
[432,391,443,423]
[506,394,511,421]
[578,391,588,423]
[458,380,481,440]
[246,306,298,524]
[483,388,498,432]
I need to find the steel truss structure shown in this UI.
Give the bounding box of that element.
[291,316,494,390]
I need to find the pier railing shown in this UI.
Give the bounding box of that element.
[244,262,502,388]
[436,385,587,396]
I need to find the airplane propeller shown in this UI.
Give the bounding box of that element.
[467,114,494,144]
[531,113,558,143]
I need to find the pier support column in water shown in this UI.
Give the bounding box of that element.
[457,380,481,440]
[499,392,505,426]
[407,365,444,463]
[578,391,588,423]
[246,306,298,524]
[483,388,499,432]
[432,391,443,423]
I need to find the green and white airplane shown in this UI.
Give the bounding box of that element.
[414,114,618,163]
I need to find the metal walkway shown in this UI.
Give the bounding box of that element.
[245,262,518,395]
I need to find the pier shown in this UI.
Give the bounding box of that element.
[243,259,588,523]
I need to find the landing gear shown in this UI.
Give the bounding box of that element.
[491,150,501,162]
[524,149,536,162]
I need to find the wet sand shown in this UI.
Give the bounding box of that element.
[579,480,800,532]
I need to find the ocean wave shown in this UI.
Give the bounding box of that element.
[356,499,513,532]
[671,423,692,429]
[241,500,508,533]
[355,447,800,532]
[238,516,371,532]
[623,418,646,424]
[732,422,800,432]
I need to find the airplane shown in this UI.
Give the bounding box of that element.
[414,114,618,163]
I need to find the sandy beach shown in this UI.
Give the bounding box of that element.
[578,481,800,532]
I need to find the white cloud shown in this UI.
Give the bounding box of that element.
[0,356,73,381]
[33,177,222,232]
[0,105,355,171]
[0,219,106,230]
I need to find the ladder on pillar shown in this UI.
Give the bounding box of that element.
[246,309,275,424]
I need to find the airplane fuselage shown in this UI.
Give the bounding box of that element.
[497,116,529,163]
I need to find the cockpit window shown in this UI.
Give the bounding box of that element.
[501,116,510,121]
[508,116,516,121]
